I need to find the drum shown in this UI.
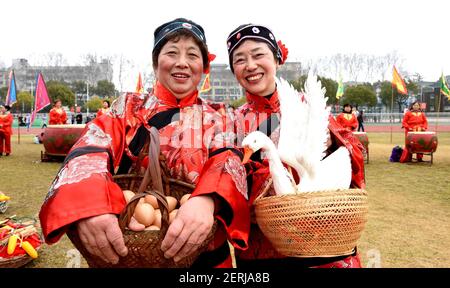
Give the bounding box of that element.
[406,131,438,154]
[353,132,369,163]
[42,124,86,157]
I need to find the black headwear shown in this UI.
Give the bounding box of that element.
[152,18,209,71]
[4,105,11,111]
[153,18,207,52]
[226,24,283,73]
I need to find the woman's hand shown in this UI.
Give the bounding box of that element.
[160,195,215,262]
[76,214,128,264]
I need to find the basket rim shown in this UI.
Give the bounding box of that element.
[254,188,368,204]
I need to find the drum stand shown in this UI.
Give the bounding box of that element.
[41,151,65,162]
[411,152,433,165]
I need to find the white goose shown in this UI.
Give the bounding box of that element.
[242,73,352,195]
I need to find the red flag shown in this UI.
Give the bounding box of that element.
[30,73,51,125]
[199,73,211,93]
[392,66,408,94]
[136,73,144,93]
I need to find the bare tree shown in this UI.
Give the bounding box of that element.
[115,54,135,93]
[143,71,155,91]
[44,52,67,67]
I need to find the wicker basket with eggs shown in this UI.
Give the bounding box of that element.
[67,127,216,267]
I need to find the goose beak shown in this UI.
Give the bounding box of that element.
[242,147,254,164]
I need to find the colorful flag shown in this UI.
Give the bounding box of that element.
[30,72,51,125]
[199,73,211,93]
[336,75,344,99]
[136,73,144,93]
[392,66,408,94]
[6,70,17,106]
[440,73,450,100]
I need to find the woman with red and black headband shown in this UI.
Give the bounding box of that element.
[227,23,366,268]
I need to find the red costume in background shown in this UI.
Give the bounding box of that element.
[49,108,67,125]
[97,108,110,118]
[400,110,428,162]
[336,112,358,131]
[0,112,13,155]
[39,82,249,268]
[234,90,366,268]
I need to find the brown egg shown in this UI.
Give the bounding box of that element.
[133,203,155,226]
[166,196,178,212]
[179,194,191,206]
[169,209,178,224]
[144,225,160,231]
[123,190,135,203]
[144,195,159,209]
[153,209,162,228]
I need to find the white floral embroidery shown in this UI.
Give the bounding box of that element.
[225,157,248,200]
[53,155,109,190]
[110,93,126,118]
[144,95,158,110]
[81,124,112,148]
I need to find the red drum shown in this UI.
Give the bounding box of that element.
[406,131,438,154]
[42,124,86,157]
[353,132,369,163]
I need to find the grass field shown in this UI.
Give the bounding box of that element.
[0,133,449,268]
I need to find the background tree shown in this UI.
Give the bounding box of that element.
[71,80,87,95]
[12,91,33,113]
[92,80,115,97]
[46,80,75,107]
[85,96,103,113]
[0,87,8,102]
[340,84,377,107]
[378,80,411,113]
[291,75,339,105]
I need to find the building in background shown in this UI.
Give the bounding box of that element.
[0,58,113,91]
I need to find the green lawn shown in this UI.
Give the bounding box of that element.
[1,133,449,268]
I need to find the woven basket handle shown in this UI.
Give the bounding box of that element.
[254,177,273,202]
[118,126,171,235]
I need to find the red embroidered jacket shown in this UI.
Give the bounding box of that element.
[39,83,250,256]
[402,110,428,132]
[234,90,365,262]
[336,112,358,131]
[0,113,13,136]
[97,108,110,118]
[49,108,67,125]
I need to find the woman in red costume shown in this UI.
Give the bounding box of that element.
[39,18,249,268]
[336,103,358,131]
[96,100,111,118]
[400,101,428,162]
[0,104,13,156]
[227,23,365,268]
[49,99,67,125]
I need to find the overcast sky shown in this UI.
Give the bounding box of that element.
[1,0,449,90]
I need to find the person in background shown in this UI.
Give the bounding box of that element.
[97,100,111,118]
[0,104,13,156]
[75,113,83,124]
[25,113,31,131]
[336,104,358,131]
[357,108,365,132]
[49,99,67,125]
[400,101,428,162]
[42,114,48,128]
